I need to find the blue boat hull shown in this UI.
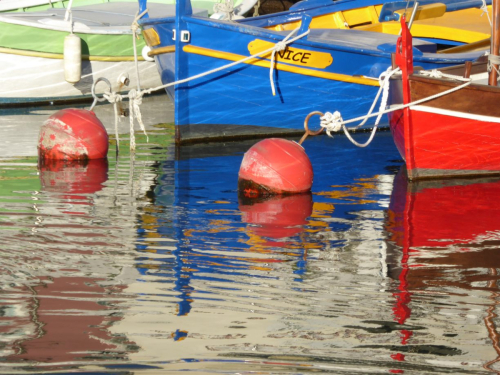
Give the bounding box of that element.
[140,0,487,143]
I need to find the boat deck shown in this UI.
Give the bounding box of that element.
[0,2,208,33]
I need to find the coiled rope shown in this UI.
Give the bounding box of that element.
[301,67,473,147]
[488,53,500,76]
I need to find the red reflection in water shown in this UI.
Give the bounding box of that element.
[10,277,125,363]
[5,159,131,364]
[239,193,313,239]
[386,167,500,373]
[39,159,108,195]
[39,159,108,215]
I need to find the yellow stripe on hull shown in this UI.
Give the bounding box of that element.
[183,45,379,86]
[0,46,145,61]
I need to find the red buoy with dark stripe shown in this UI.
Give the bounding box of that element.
[238,138,313,198]
[38,109,108,161]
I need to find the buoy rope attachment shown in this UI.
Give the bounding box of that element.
[302,67,473,147]
[93,26,310,151]
[64,0,74,22]
[90,77,122,155]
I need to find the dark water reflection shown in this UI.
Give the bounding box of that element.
[1,113,500,373]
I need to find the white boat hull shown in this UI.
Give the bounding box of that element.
[0,52,163,105]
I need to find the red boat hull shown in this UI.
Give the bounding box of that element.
[388,106,500,179]
[389,16,500,180]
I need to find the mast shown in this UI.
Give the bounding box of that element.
[175,0,193,142]
[138,0,148,18]
[489,0,500,85]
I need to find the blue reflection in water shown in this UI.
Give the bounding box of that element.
[136,132,401,321]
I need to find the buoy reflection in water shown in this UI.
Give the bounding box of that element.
[239,193,313,239]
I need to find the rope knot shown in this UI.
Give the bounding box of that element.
[128,88,143,105]
[419,69,443,78]
[213,0,235,20]
[127,89,148,151]
[488,53,500,73]
[274,41,287,52]
[480,0,492,25]
[320,111,343,136]
[104,91,124,104]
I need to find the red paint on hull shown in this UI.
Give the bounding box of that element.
[389,108,500,178]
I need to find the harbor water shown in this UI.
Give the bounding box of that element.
[2,95,500,374]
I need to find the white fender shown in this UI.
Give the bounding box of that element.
[142,45,155,62]
[64,33,82,84]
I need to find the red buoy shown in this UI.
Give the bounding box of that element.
[238,138,313,198]
[38,109,108,161]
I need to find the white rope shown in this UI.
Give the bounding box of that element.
[128,89,148,151]
[488,53,500,77]
[213,0,235,20]
[481,0,492,27]
[66,9,73,33]
[64,0,74,22]
[131,9,149,91]
[270,29,298,96]
[419,69,471,81]
[103,91,123,151]
[318,69,473,148]
[320,66,401,147]
[113,102,120,152]
[95,26,310,151]
[253,0,260,17]
[141,26,310,97]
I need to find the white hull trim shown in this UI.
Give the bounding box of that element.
[407,105,500,124]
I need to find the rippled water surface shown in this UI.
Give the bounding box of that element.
[2,97,500,374]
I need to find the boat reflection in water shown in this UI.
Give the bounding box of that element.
[0,153,159,365]
[3,158,121,363]
[385,167,500,373]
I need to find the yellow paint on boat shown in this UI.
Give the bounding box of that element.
[267,4,491,44]
[143,28,161,47]
[148,45,176,57]
[357,6,491,43]
[394,3,447,21]
[0,46,145,61]
[267,5,384,31]
[247,39,333,69]
[183,45,379,86]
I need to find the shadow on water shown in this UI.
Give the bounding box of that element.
[2,111,500,374]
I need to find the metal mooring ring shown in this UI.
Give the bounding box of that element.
[299,111,325,145]
[89,77,112,111]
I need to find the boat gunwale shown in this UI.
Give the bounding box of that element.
[142,14,487,64]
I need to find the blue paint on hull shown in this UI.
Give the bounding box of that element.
[139,0,489,140]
